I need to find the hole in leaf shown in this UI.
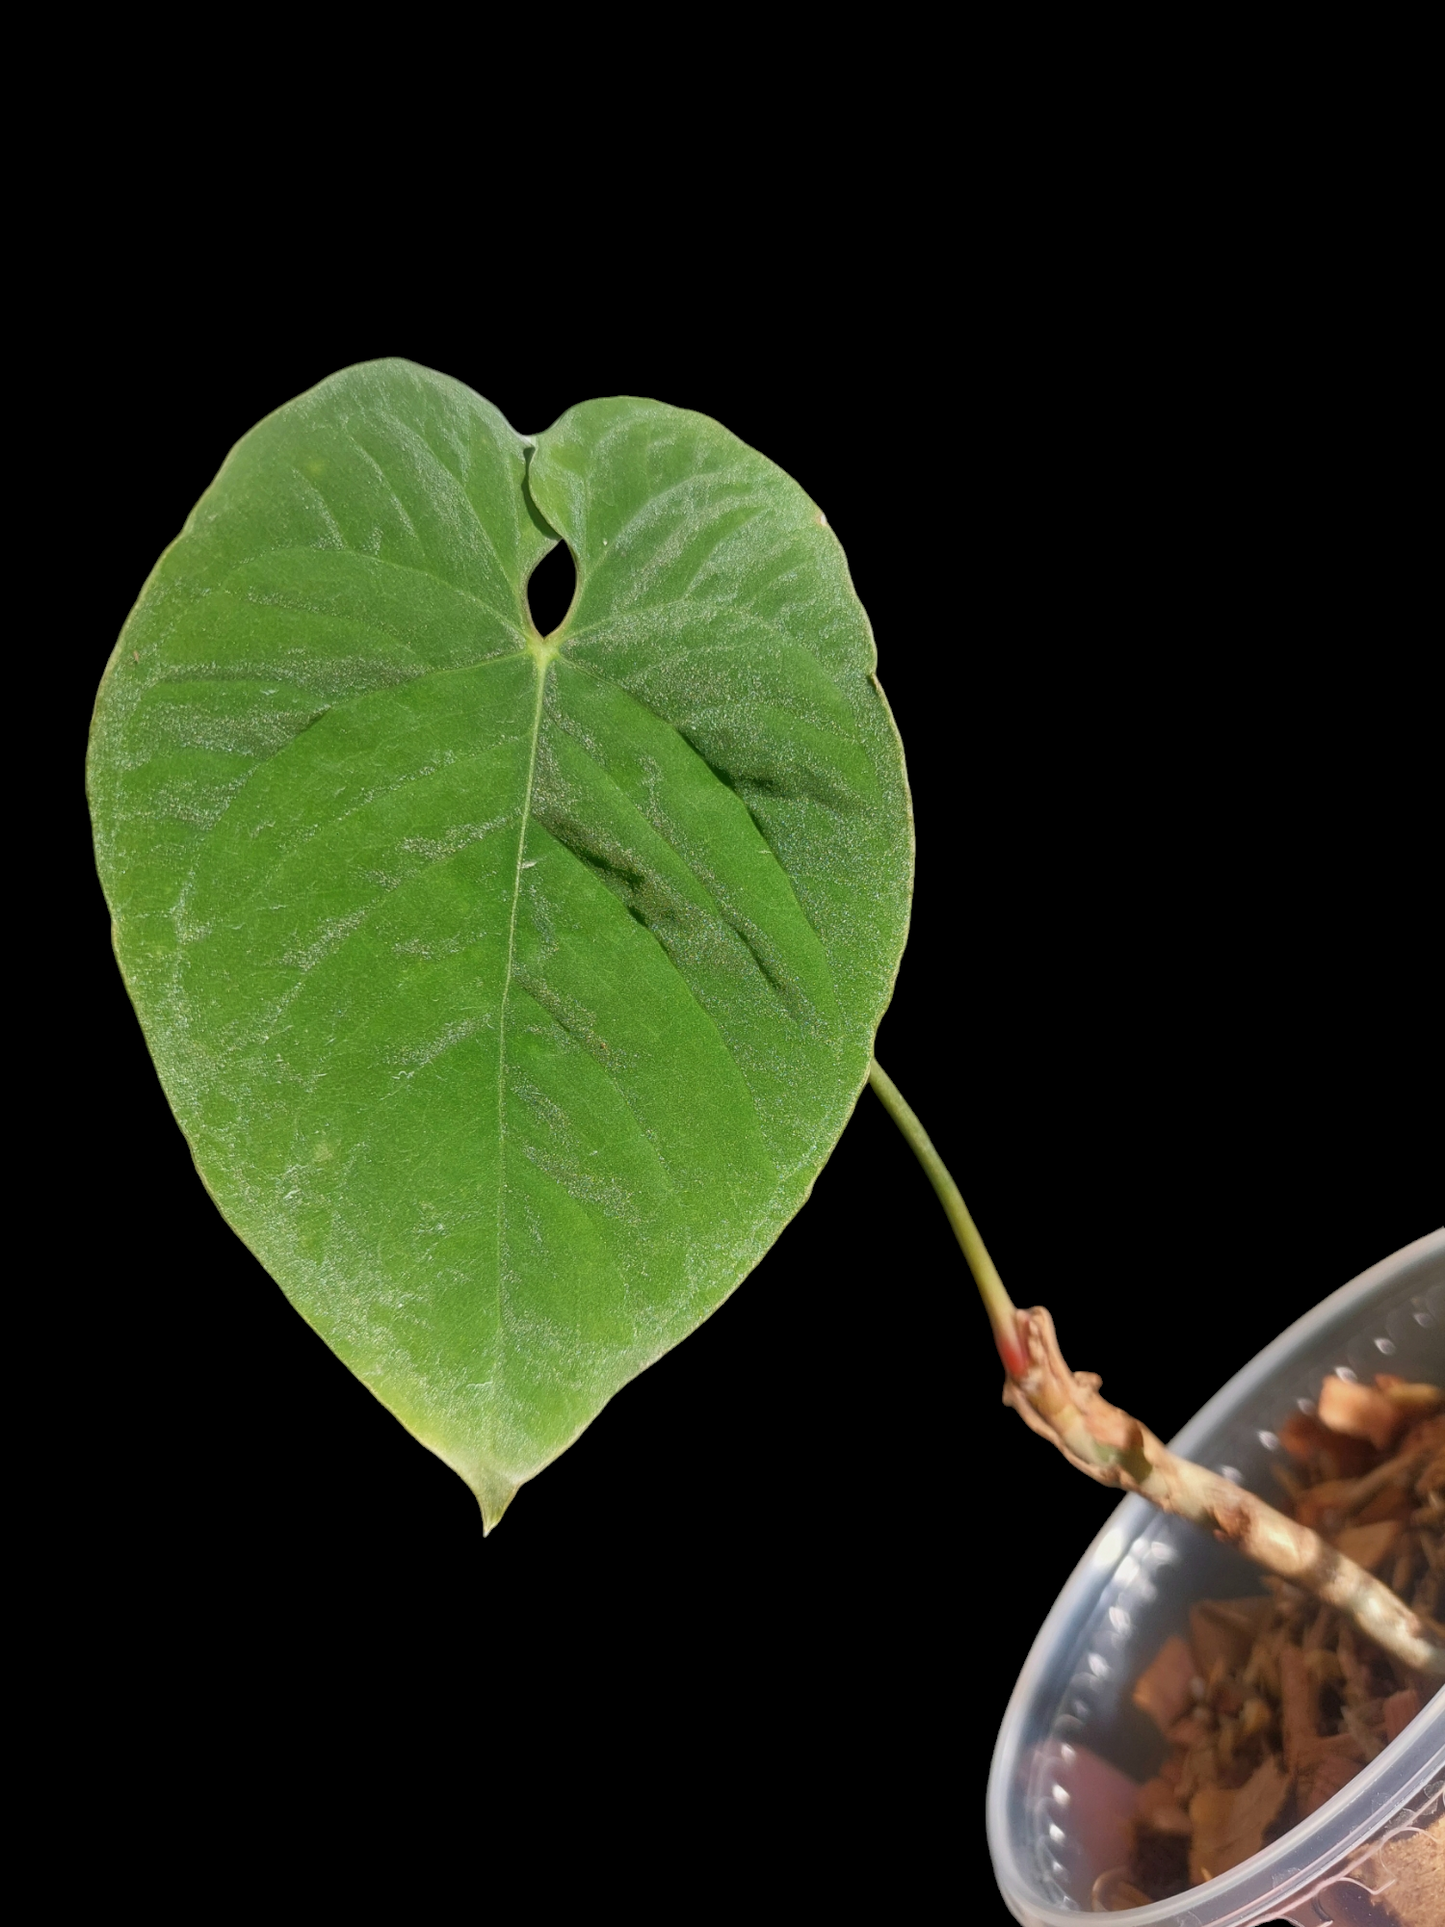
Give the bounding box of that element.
[527,542,576,637]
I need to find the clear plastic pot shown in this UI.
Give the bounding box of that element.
[987,1228,1445,1926]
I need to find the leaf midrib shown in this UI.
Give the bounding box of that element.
[494,651,550,1349]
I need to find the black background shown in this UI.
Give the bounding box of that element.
[57,192,1436,1914]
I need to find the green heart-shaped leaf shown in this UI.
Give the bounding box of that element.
[88,361,912,1525]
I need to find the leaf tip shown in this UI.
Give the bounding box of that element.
[471,1465,522,1536]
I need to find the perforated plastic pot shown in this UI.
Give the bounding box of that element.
[987,1228,1445,1927]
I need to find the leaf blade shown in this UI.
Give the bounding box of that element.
[89,364,912,1524]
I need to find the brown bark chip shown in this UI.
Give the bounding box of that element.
[1281,1411,1335,1461]
[1335,1519,1406,1572]
[1187,1787,1238,1886]
[1186,1758,1293,1883]
[1295,1477,1361,1530]
[1280,1642,1320,1776]
[1132,1634,1197,1733]
[1319,1376,1403,1452]
[1300,1748,1363,1816]
[1357,1482,1416,1526]
[1134,1777,1192,1835]
[1375,1377,1445,1423]
[1215,1755,1292,1879]
[1166,1713,1211,1749]
[1382,1687,1420,1742]
[1399,1414,1445,1461]
[1190,1596,1274,1676]
[1337,1623,1375,1705]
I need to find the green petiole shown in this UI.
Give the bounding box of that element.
[868,1058,1030,1379]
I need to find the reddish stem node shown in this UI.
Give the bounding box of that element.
[995,1310,1032,1380]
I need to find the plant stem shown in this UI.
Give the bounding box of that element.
[868,1058,1029,1376]
[1006,1305,1445,1679]
[865,1058,1445,1680]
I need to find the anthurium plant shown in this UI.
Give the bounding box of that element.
[87,360,1442,1680]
